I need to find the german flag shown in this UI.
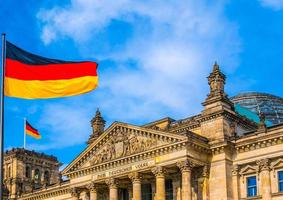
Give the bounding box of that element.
[25,121,41,139]
[4,41,98,99]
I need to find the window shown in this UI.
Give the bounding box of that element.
[279,171,283,192]
[34,169,41,180]
[247,176,257,197]
[25,166,31,178]
[44,171,50,184]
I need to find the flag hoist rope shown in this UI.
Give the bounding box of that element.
[0,33,6,199]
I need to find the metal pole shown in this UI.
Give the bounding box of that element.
[24,118,26,149]
[0,33,6,200]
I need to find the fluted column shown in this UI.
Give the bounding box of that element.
[88,182,98,200]
[232,165,239,200]
[70,188,80,200]
[129,172,142,200]
[106,178,118,200]
[152,166,166,200]
[257,159,272,200]
[177,159,194,200]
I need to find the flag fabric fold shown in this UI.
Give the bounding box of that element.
[25,121,41,139]
[4,41,98,99]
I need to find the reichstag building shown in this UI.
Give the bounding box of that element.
[3,63,283,200]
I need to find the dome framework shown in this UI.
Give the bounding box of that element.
[231,92,283,125]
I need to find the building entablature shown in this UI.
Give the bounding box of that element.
[235,124,283,153]
[19,181,70,200]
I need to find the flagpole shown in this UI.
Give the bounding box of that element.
[0,33,6,199]
[23,118,26,149]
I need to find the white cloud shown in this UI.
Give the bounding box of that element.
[259,0,283,10]
[36,0,241,150]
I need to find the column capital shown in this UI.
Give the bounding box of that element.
[231,165,239,176]
[256,158,270,171]
[70,187,80,198]
[105,178,119,189]
[128,172,141,183]
[152,166,166,177]
[177,159,194,172]
[87,182,98,192]
[202,165,210,178]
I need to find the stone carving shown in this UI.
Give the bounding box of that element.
[90,129,158,165]
[70,187,80,198]
[177,159,194,172]
[105,178,118,189]
[87,182,97,192]
[257,158,270,171]
[202,165,210,177]
[232,165,239,176]
[128,172,141,183]
[152,166,166,177]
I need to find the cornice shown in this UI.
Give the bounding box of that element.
[235,129,283,153]
[19,182,70,200]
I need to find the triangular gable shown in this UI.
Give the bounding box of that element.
[62,122,187,175]
[239,165,258,175]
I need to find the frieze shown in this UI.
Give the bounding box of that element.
[236,135,283,153]
[89,129,159,165]
[93,160,155,180]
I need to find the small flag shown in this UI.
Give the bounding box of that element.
[25,121,41,139]
[4,41,98,99]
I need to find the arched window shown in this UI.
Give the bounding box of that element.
[44,171,50,184]
[25,166,31,178]
[34,169,41,180]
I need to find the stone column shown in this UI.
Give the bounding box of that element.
[232,165,239,200]
[106,178,118,200]
[177,159,194,200]
[88,182,98,200]
[152,166,166,200]
[172,174,181,200]
[129,172,142,200]
[70,188,80,200]
[257,159,272,200]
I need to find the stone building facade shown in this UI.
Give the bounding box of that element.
[5,63,283,200]
[3,148,61,199]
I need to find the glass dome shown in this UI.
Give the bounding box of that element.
[230,92,283,125]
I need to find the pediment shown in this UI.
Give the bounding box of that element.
[240,165,258,175]
[271,158,283,169]
[62,122,187,175]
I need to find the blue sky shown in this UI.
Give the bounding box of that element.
[1,0,283,168]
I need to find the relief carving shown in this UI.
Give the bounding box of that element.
[90,129,158,165]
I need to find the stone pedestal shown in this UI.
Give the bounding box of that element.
[177,160,193,200]
[152,166,166,200]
